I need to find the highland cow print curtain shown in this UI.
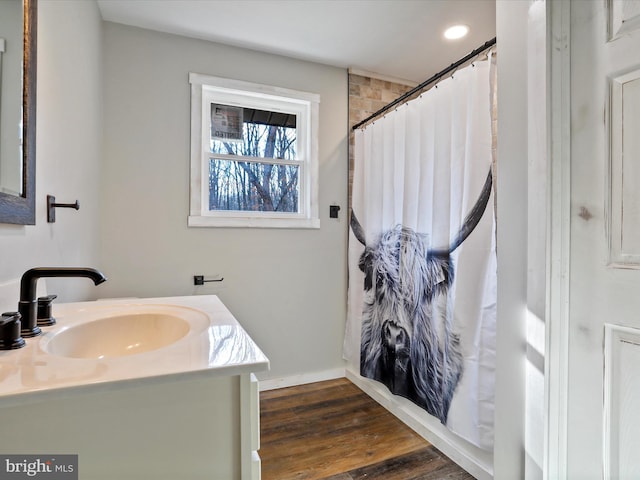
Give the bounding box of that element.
[345,58,496,450]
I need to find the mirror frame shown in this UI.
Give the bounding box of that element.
[0,0,36,225]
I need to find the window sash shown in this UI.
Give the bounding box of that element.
[206,156,304,215]
[202,98,310,219]
[207,153,301,168]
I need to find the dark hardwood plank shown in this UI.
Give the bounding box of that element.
[260,378,350,402]
[260,378,475,480]
[331,446,475,480]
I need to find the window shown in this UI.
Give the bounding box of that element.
[189,73,320,228]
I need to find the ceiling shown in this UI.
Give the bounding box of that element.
[96,0,496,85]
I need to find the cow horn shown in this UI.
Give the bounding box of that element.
[350,211,367,246]
[433,168,493,255]
[351,169,492,253]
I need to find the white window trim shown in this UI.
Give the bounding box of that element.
[188,73,320,229]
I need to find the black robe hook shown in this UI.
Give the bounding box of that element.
[47,195,80,223]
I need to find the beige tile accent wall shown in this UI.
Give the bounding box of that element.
[348,73,414,207]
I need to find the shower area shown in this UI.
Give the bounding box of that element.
[344,39,498,478]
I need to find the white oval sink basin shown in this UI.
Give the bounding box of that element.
[42,312,191,359]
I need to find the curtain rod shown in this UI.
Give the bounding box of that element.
[352,37,497,131]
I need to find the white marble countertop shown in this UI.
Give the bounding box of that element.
[0,295,269,405]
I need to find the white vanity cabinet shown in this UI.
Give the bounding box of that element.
[0,373,263,479]
[0,295,269,479]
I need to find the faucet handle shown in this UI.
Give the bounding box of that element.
[37,295,58,326]
[0,312,26,350]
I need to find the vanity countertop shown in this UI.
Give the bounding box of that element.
[0,295,269,405]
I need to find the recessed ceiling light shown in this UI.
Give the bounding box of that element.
[444,25,469,40]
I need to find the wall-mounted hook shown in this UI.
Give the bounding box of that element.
[47,195,79,223]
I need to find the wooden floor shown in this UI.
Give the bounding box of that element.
[260,378,475,480]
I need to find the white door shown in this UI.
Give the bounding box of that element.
[568,0,640,478]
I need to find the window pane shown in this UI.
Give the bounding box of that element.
[209,159,300,213]
[210,104,297,160]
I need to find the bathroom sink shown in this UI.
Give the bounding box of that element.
[41,312,191,359]
[0,295,269,411]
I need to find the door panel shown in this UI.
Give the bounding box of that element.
[608,0,640,41]
[604,324,640,478]
[569,0,640,478]
[609,69,640,266]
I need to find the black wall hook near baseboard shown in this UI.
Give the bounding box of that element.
[47,195,80,223]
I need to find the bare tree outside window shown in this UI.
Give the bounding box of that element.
[209,117,300,213]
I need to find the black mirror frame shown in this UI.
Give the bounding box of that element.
[0,0,36,225]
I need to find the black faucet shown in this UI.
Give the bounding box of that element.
[18,267,107,337]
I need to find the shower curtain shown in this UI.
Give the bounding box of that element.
[345,59,496,450]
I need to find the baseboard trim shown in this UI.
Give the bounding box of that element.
[258,368,346,392]
[345,369,494,480]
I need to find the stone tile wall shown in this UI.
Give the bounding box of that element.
[347,73,415,206]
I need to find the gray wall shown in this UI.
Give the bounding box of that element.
[100,22,349,381]
[0,0,103,309]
